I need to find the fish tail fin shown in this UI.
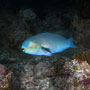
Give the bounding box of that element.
[68,38,77,48]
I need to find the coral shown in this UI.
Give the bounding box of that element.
[34,61,54,78]
[54,58,90,90]
[20,57,72,90]
[0,64,12,90]
[62,59,90,90]
[80,78,90,86]
[73,51,90,65]
[20,61,53,90]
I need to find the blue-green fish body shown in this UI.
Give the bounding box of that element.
[21,33,77,56]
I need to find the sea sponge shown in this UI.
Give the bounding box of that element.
[73,51,90,65]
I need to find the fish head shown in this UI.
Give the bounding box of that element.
[21,40,40,54]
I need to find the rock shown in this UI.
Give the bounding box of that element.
[0,64,12,90]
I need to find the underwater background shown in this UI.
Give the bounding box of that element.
[0,0,90,90]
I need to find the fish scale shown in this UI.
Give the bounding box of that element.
[21,33,77,56]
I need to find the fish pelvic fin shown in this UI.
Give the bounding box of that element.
[68,38,77,48]
[41,46,52,53]
[41,46,53,56]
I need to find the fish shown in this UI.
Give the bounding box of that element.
[21,32,77,56]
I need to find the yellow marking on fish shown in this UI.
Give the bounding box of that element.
[36,44,40,50]
[29,43,40,51]
[29,41,36,48]
[31,44,40,49]
[24,47,27,49]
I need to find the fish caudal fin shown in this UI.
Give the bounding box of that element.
[68,38,77,48]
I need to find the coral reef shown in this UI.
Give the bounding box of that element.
[73,51,90,65]
[20,57,90,90]
[0,64,12,90]
[62,59,90,90]
[34,61,54,78]
[1,9,37,52]
[20,61,54,90]
[0,7,90,90]
[72,15,90,48]
[3,27,30,51]
[53,59,90,90]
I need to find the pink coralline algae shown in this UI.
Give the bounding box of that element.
[0,64,12,90]
[80,78,90,86]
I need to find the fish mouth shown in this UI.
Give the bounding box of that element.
[21,48,26,52]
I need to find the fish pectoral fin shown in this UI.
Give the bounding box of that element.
[41,46,52,53]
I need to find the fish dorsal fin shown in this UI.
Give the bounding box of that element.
[41,46,52,53]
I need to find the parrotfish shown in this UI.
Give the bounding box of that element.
[21,33,77,56]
